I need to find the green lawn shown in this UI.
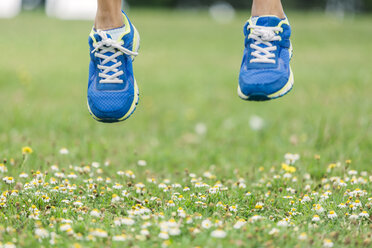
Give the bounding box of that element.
[0,9,371,248]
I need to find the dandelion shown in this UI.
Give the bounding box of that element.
[282,163,296,173]
[22,146,33,154]
[255,202,264,210]
[211,229,227,238]
[327,211,337,219]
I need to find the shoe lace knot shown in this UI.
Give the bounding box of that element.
[91,30,138,83]
[247,25,282,64]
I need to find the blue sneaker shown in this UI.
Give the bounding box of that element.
[238,16,294,101]
[87,11,140,123]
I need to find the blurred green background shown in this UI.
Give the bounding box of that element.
[0,5,372,176]
[20,0,372,12]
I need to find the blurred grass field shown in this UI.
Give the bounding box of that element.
[0,10,372,174]
[0,10,372,248]
[0,10,372,171]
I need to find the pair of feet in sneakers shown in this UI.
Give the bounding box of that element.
[87,12,294,123]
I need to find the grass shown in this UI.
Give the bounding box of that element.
[0,9,372,248]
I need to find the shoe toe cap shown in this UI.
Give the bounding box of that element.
[88,90,135,122]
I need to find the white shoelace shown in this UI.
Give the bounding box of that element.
[91,30,138,84]
[247,25,282,64]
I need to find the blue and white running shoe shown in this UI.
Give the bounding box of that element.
[87,11,140,123]
[238,16,294,101]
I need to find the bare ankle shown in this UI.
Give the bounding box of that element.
[251,0,285,19]
[95,0,123,30]
[95,11,124,30]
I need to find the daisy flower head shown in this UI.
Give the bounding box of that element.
[284,153,300,165]
[0,164,8,173]
[201,219,212,229]
[111,194,121,203]
[35,228,49,239]
[59,148,69,155]
[3,176,15,184]
[19,172,28,178]
[137,160,147,167]
[298,232,307,240]
[121,217,135,226]
[90,209,101,218]
[323,239,334,248]
[229,205,238,212]
[327,211,337,219]
[359,211,369,218]
[112,234,127,242]
[211,229,227,238]
[349,214,358,220]
[233,219,246,229]
[158,231,169,240]
[268,228,279,236]
[312,215,320,222]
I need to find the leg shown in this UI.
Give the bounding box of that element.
[95,0,124,30]
[251,0,285,19]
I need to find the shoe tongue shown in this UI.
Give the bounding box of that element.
[93,32,112,43]
[251,16,282,27]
